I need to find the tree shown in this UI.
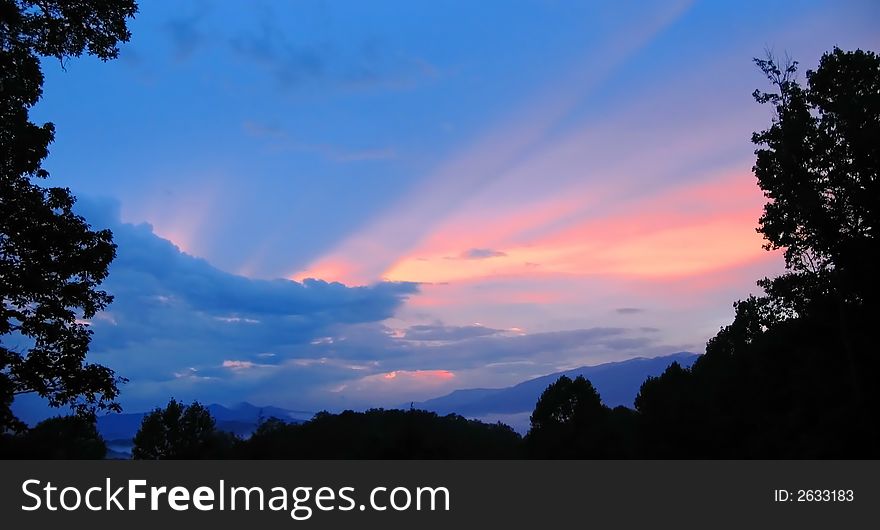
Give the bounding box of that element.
[132,399,231,459]
[752,48,879,314]
[0,1,138,431]
[237,409,523,459]
[0,414,107,458]
[525,375,621,458]
[634,49,880,458]
[751,48,878,427]
[24,415,107,458]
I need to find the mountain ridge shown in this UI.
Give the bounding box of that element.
[410,352,699,417]
[97,353,699,446]
[97,401,311,442]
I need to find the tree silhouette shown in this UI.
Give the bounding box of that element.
[633,48,880,458]
[237,409,522,459]
[752,48,879,314]
[25,415,106,458]
[525,375,628,458]
[0,1,138,431]
[752,48,879,408]
[132,399,233,459]
[1,415,106,458]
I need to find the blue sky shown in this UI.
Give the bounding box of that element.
[14,0,880,419]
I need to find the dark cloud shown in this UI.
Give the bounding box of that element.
[449,248,508,260]
[401,323,505,342]
[439,328,634,369]
[615,307,644,315]
[74,197,416,379]
[242,120,397,162]
[162,1,213,61]
[600,337,655,351]
[231,33,326,87]
[307,326,658,374]
[166,14,204,61]
[228,9,435,91]
[237,323,692,410]
[68,198,687,413]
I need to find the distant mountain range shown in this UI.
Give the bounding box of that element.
[410,352,699,418]
[97,402,312,443]
[98,353,698,454]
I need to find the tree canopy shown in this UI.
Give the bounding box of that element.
[0,0,137,431]
[132,399,233,459]
[752,47,879,316]
[0,414,106,458]
[525,375,635,458]
[238,409,522,459]
[633,48,880,458]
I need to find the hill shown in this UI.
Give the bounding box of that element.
[97,402,311,447]
[412,352,699,419]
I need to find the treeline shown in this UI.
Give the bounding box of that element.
[2,317,878,460]
[0,403,525,459]
[0,416,107,459]
[127,400,522,459]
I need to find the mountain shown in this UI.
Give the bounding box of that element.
[97,402,312,443]
[411,352,699,418]
[95,354,699,450]
[206,402,314,424]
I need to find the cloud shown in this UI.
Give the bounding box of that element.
[616,307,644,315]
[58,197,694,414]
[400,323,506,342]
[72,197,417,392]
[165,13,205,61]
[330,370,455,404]
[229,9,435,92]
[222,360,273,371]
[381,171,770,284]
[292,1,696,285]
[302,325,681,376]
[455,248,508,260]
[242,120,397,163]
[231,34,326,87]
[289,325,694,408]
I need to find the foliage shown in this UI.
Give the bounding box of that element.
[633,48,880,458]
[752,48,879,313]
[132,399,235,459]
[0,415,106,458]
[525,375,635,458]
[137,46,875,460]
[0,0,137,431]
[237,409,522,459]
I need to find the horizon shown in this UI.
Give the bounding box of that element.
[10,0,880,423]
[94,351,700,441]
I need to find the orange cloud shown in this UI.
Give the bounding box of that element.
[328,369,458,403]
[382,369,455,381]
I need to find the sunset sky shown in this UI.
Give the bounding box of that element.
[16,0,880,418]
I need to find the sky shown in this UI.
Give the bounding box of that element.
[13,0,880,419]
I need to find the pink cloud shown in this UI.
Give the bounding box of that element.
[326,369,459,405]
[383,170,768,284]
[288,4,695,285]
[382,369,455,381]
[222,360,257,370]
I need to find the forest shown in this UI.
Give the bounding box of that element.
[1,1,878,459]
